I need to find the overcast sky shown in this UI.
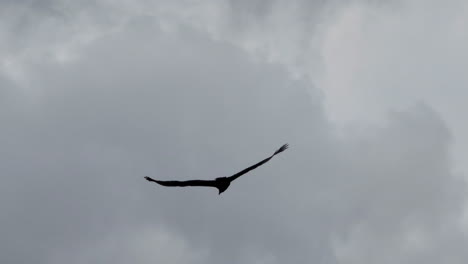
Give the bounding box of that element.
[1,0,468,263]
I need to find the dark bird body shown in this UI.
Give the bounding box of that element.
[144,144,288,194]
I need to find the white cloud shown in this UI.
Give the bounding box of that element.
[49,226,209,264]
[316,0,468,174]
[1,1,467,264]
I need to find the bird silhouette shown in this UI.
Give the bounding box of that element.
[144,143,288,194]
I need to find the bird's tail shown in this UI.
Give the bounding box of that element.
[274,143,289,155]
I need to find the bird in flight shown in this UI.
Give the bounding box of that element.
[144,143,288,195]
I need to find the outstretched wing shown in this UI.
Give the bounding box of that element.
[227,143,288,182]
[144,176,217,188]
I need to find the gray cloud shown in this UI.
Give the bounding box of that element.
[1,1,467,264]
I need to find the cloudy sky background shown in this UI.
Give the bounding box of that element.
[1,0,468,263]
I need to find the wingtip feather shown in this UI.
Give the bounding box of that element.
[274,143,289,155]
[144,176,154,182]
